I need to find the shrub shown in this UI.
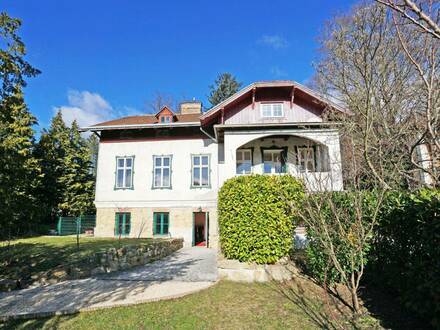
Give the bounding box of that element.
[302,189,440,325]
[218,174,304,264]
[368,189,440,327]
[304,191,378,285]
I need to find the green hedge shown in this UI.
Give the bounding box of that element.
[369,189,440,327]
[302,189,440,326]
[218,175,304,264]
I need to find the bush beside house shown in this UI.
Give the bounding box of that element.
[369,189,440,327]
[218,175,304,264]
[302,189,440,326]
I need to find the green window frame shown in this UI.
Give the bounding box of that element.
[153,212,169,235]
[115,212,131,236]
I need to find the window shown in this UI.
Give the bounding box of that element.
[261,103,284,118]
[153,155,172,188]
[160,116,171,123]
[115,156,134,189]
[192,155,210,187]
[263,149,286,174]
[153,212,169,235]
[236,149,252,174]
[297,147,316,172]
[115,212,131,236]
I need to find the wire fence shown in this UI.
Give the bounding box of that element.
[57,215,96,236]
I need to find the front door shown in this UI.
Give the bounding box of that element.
[193,212,209,247]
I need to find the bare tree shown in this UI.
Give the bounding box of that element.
[374,0,440,39]
[291,3,414,315]
[313,3,438,189]
[374,0,440,186]
[145,92,176,113]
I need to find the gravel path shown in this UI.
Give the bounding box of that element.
[0,247,218,320]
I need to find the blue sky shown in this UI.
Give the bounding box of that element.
[3,0,357,130]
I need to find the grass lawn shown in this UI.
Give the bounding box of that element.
[0,236,154,285]
[0,280,377,330]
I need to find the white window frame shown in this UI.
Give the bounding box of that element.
[115,156,134,189]
[153,155,172,189]
[260,103,284,118]
[191,154,210,188]
[236,149,252,174]
[263,149,286,174]
[297,147,316,173]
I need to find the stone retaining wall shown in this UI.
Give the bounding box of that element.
[218,257,298,282]
[69,238,183,279]
[0,238,183,291]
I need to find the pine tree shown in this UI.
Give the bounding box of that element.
[58,121,95,216]
[0,12,40,238]
[208,73,242,107]
[0,87,42,237]
[36,114,96,219]
[34,111,70,221]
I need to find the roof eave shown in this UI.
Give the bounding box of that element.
[80,122,201,132]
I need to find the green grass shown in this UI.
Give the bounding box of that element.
[1,281,335,330]
[0,236,154,284]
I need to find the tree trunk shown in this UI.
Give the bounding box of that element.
[351,288,360,313]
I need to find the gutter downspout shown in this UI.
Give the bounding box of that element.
[200,125,217,143]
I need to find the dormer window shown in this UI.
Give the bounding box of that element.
[261,103,284,118]
[160,116,172,123]
[155,106,174,124]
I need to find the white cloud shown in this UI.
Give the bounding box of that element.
[270,66,288,78]
[54,90,135,128]
[257,35,289,50]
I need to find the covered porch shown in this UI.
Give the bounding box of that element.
[219,128,344,191]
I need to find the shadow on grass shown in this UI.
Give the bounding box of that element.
[359,281,432,330]
[0,249,204,327]
[269,275,362,330]
[268,266,429,329]
[0,314,75,330]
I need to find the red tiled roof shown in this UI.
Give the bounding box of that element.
[92,113,201,127]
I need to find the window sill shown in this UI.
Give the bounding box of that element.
[190,185,211,189]
[152,186,172,190]
[114,187,134,190]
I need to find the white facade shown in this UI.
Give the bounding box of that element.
[95,138,219,209]
[89,80,348,248]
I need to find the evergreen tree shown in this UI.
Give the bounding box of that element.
[86,133,99,178]
[0,87,42,237]
[0,13,40,238]
[36,114,96,219]
[208,73,242,107]
[34,111,70,221]
[58,121,95,216]
[0,13,40,100]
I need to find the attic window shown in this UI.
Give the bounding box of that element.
[261,103,284,118]
[160,116,172,123]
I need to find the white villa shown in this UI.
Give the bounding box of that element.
[83,81,346,249]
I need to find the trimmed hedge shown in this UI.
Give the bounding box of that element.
[218,174,304,264]
[369,189,440,327]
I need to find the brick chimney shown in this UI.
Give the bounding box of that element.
[179,100,202,114]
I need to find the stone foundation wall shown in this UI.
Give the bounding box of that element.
[8,238,184,290]
[217,257,298,282]
[95,207,219,250]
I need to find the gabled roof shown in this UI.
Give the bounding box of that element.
[200,80,349,124]
[155,105,174,118]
